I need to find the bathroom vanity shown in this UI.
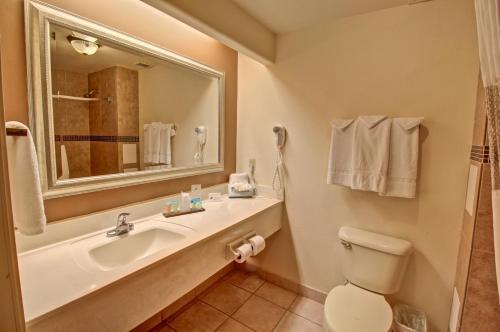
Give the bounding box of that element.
[16,185,282,331]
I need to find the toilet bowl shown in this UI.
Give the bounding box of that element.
[323,226,412,332]
[323,283,393,332]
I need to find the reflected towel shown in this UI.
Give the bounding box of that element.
[144,123,161,164]
[159,123,173,166]
[144,122,174,166]
[5,121,46,235]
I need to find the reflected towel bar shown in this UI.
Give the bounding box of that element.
[6,128,28,136]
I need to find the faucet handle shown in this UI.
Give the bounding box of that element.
[117,212,131,225]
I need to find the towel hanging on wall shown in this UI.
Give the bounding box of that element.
[380,117,424,198]
[144,122,175,166]
[5,121,46,235]
[327,116,424,198]
[351,116,391,193]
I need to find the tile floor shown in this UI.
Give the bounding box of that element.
[150,270,324,332]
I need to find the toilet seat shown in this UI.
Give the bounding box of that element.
[324,283,393,332]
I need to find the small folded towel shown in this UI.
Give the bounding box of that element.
[5,121,46,235]
[351,116,391,193]
[380,117,424,198]
[327,119,355,187]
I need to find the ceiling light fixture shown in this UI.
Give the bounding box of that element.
[67,35,100,55]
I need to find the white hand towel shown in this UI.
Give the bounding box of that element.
[351,116,391,193]
[58,144,69,180]
[144,123,161,164]
[327,119,355,187]
[5,121,46,235]
[380,117,424,198]
[159,123,173,166]
[150,122,161,164]
[143,123,152,164]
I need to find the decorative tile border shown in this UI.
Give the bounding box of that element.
[471,145,490,164]
[54,135,139,143]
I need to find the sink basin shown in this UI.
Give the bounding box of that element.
[88,228,186,271]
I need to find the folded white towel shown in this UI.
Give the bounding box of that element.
[144,122,175,166]
[381,117,424,198]
[231,182,253,192]
[143,123,155,164]
[327,119,355,187]
[351,116,391,193]
[159,123,173,166]
[5,121,46,235]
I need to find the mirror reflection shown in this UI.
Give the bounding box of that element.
[49,24,221,180]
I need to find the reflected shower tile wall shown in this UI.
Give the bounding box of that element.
[90,141,120,176]
[88,67,118,136]
[88,66,139,175]
[51,70,91,178]
[116,67,139,137]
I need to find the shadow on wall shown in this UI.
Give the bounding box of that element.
[386,250,445,332]
[247,208,302,283]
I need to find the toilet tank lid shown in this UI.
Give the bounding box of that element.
[338,227,412,256]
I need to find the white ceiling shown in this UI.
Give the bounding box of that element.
[232,0,409,34]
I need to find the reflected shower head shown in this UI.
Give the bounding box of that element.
[84,89,98,98]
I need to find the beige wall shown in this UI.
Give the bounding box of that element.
[0,0,237,221]
[138,63,219,167]
[142,0,276,64]
[236,0,479,331]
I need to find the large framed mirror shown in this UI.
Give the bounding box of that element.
[25,1,225,199]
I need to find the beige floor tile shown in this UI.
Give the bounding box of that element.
[233,295,286,332]
[169,300,228,332]
[255,282,297,309]
[200,281,252,314]
[274,312,323,332]
[216,318,253,332]
[289,296,324,325]
[225,270,265,292]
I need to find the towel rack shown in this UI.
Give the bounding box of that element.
[6,128,27,136]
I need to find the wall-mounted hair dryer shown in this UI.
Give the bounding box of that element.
[195,126,207,146]
[273,125,286,149]
[272,125,286,193]
[194,126,207,164]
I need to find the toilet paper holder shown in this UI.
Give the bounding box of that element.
[226,231,256,260]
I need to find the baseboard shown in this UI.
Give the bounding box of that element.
[234,262,327,304]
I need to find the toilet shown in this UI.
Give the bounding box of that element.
[323,226,413,332]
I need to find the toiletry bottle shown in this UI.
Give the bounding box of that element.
[180,192,191,212]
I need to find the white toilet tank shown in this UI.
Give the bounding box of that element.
[338,226,412,294]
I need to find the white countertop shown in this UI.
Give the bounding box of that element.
[18,195,282,323]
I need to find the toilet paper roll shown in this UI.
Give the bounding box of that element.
[234,243,253,263]
[248,235,266,256]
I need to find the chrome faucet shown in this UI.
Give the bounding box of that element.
[106,213,134,237]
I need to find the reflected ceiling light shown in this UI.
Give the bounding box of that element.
[67,32,100,56]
